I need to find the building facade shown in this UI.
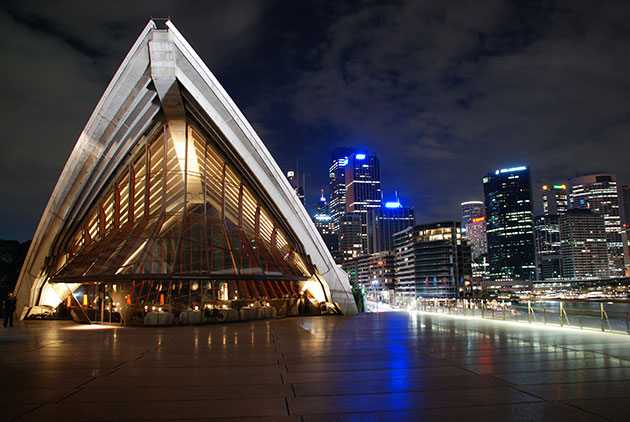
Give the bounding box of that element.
[344,251,395,303]
[345,153,382,253]
[393,222,472,300]
[286,170,305,205]
[542,184,568,216]
[338,213,363,262]
[559,209,609,279]
[366,202,415,254]
[535,215,562,280]
[567,174,625,277]
[483,166,537,281]
[329,148,355,232]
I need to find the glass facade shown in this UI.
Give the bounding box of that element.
[46,120,312,319]
[483,166,537,281]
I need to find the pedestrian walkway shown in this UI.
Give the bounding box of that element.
[1,312,629,421]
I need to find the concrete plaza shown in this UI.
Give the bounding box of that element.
[1,312,630,421]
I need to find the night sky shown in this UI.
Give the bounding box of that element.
[1,0,630,241]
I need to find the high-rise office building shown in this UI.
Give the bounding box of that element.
[367,201,415,254]
[622,184,630,229]
[329,148,355,232]
[535,215,562,280]
[483,166,537,281]
[559,209,609,279]
[393,222,472,300]
[286,170,305,204]
[622,184,630,276]
[338,213,363,262]
[567,174,625,277]
[542,184,568,216]
[345,152,382,252]
[460,201,487,259]
[314,189,329,215]
[461,201,484,228]
[312,189,338,258]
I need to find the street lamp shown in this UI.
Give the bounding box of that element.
[372,278,379,312]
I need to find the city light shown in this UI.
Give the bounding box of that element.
[355,153,366,160]
[498,166,527,173]
[314,214,332,221]
[472,216,485,223]
[385,201,402,208]
[339,157,348,166]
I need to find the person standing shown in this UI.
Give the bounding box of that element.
[3,292,17,328]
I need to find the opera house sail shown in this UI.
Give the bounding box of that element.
[14,20,357,323]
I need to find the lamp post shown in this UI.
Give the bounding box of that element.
[372,278,379,312]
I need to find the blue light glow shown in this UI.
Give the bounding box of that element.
[355,154,366,160]
[314,214,332,222]
[498,166,527,174]
[339,157,348,166]
[385,201,402,208]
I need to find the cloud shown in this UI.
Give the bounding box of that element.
[273,0,630,221]
[1,0,629,239]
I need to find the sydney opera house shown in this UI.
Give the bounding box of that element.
[14,19,356,324]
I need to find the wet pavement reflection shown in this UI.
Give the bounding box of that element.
[1,312,629,421]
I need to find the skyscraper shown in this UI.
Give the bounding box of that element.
[329,148,355,232]
[344,152,382,252]
[542,184,568,216]
[622,184,630,229]
[286,170,305,204]
[559,209,609,279]
[535,215,562,280]
[622,184,630,276]
[367,200,415,254]
[461,201,484,228]
[338,213,363,262]
[314,189,329,215]
[567,174,625,277]
[312,189,338,258]
[483,166,537,281]
[460,201,487,259]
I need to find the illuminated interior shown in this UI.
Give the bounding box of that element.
[42,109,319,322]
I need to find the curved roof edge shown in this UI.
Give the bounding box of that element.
[15,19,357,316]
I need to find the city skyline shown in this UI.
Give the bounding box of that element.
[2,1,630,241]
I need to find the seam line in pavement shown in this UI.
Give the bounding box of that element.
[11,403,43,421]
[104,367,121,377]
[55,388,83,403]
[74,376,97,389]
[559,399,615,421]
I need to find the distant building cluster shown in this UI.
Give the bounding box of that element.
[465,169,630,293]
[290,154,630,303]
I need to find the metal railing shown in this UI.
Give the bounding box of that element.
[411,299,630,335]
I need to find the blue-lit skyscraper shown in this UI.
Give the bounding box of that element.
[367,200,415,253]
[483,166,537,281]
[345,152,382,252]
